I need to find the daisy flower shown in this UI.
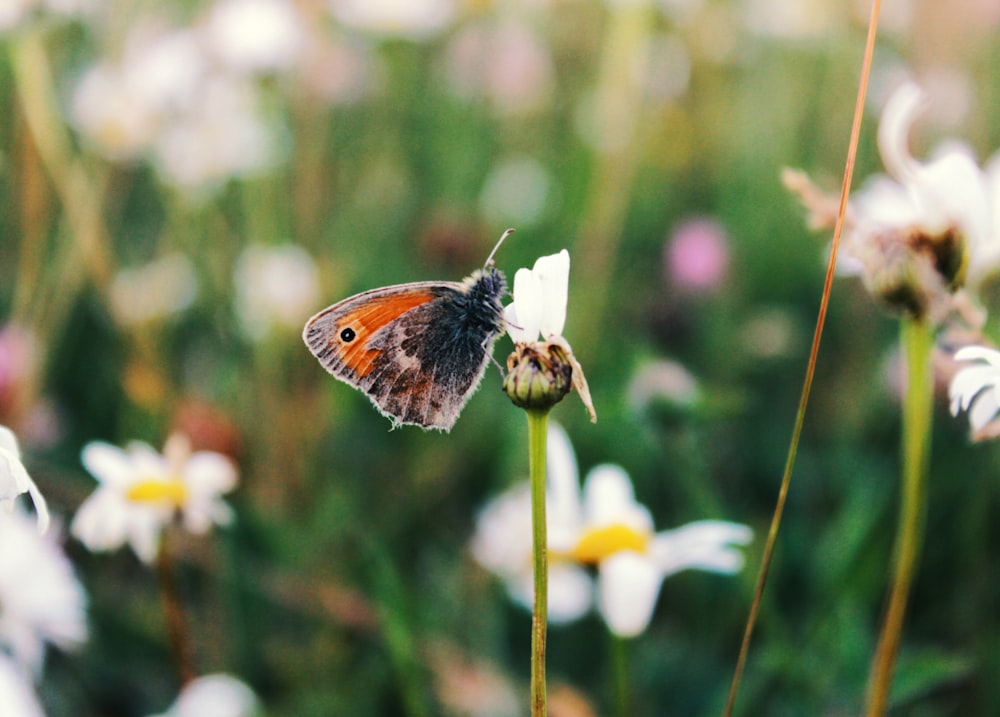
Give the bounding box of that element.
[148,673,259,717]
[71,434,237,564]
[0,426,49,533]
[949,345,1000,439]
[787,80,1000,317]
[0,507,87,675]
[502,250,595,421]
[503,250,569,345]
[472,422,752,637]
[0,655,44,717]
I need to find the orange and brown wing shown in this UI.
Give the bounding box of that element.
[302,284,441,382]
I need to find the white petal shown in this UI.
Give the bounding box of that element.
[0,656,45,717]
[81,443,140,488]
[954,345,1000,365]
[532,250,569,338]
[508,564,592,624]
[910,146,990,245]
[0,426,20,457]
[71,489,131,553]
[598,551,661,637]
[969,389,1000,432]
[471,484,533,577]
[150,673,258,717]
[22,476,50,534]
[545,421,582,551]
[949,364,999,414]
[581,464,653,533]
[878,81,925,184]
[508,266,544,341]
[183,499,234,534]
[183,452,238,497]
[547,564,595,623]
[127,511,166,564]
[0,430,49,533]
[502,303,531,345]
[650,520,753,577]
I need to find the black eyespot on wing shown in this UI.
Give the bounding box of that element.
[340,327,356,342]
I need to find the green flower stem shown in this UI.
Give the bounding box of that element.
[527,408,551,717]
[156,533,196,686]
[864,315,933,716]
[609,632,630,717]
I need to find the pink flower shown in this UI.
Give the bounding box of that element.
[664,218,730,293]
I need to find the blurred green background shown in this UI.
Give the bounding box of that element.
[3,0,1000,715]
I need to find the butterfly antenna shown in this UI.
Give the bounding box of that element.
[485,228,515,267]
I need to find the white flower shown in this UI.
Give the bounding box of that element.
[846,81,996,290]
[150,75,284,194]
[0,655,44,717]
[233,243,320,341]
[204,0,306,74]
[71,434,237,564]
[0,508,87,675]
[949,345,1000,436]
[109,254,198,325]
[503,250,569,344]
[472,422,752,637]
[71,30,208,161]
[0,426,49,533]
[148,674,259,717]
[329,0,455,40]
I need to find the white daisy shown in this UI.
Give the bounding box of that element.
[148,673,259,717]
[233,243,320,342]
[845,82,995,293]
[949,345,1000,436]
[0,426,49,533]
[0,507,87,675]
[503,250,569,345]
[472,422,752,637]
[71,434,237,564]
[0,655,44,717]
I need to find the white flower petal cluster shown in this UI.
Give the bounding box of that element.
[845,81,1000,292]
[69,8,300,195]
[71,434,238,564]
[503,250,569,345]
[472,422,752,637]
[148,673,259,717]
[949,345,1000,437]
[204,0,306,74]
[0,0,94,33]
[0,508,87,675]
[329,0,456,40]
[0,426,49,533]
[233,243,320,341]
[0,655,45,717]
[110,254,198,326]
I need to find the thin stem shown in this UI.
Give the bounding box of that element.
[527,409,551,717]
[156,533,197,686]
[722,2,882,714]
[864,316,933,716]
[609,632,630,717]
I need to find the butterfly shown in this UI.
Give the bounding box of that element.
[302,231,513,431]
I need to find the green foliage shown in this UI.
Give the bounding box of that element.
[3,1,1000,715]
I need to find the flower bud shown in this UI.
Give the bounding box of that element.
[503,341,573,411]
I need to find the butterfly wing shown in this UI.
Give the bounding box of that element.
[303,279,503,431]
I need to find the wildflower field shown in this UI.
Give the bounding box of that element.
[3,1,1000,715]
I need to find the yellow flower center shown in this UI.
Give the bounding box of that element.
[570,523,649,564]
[126,477,188,506]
